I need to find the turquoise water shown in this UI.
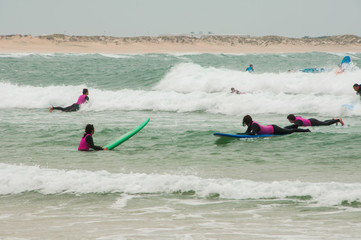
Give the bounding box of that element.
[1,52,361,239]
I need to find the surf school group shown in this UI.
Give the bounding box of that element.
[49,55,356,149]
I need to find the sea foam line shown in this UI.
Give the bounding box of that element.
[1,163,360,207]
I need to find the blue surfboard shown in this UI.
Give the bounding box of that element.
[213,133,278,138]
[341,56,351,65]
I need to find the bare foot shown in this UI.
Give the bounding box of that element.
[339,118,344,126]
[49,107,53,112]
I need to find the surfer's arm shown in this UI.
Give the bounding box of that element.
[85,135,104,150]
[285,120,302,129]
[284,124,297,129]
[245,124,259,135]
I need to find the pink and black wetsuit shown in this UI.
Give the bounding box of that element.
[286,116,340,129]
[52,94,89,112]
[246,121,310,135]
[78,134,103,151]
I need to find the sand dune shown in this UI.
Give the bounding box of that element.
[0,34,360,53]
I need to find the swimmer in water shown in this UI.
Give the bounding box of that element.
[49,88,89,112]
[78,124,107,151]
[242,115,310,135]
[230,88,244,94]
[246,64,254,73]
[285,114,344,129]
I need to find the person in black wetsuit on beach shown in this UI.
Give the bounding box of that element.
[285,114,344,129]
[78,124,107,151]
[242,115,310,135]
[49,88,89,112]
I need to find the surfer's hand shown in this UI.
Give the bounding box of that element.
[103,147,108,150]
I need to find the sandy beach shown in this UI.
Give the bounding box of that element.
[0,34,361,54]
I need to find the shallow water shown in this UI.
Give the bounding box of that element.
[1,52,361,239]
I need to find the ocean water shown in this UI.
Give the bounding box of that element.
[1,52,361,239]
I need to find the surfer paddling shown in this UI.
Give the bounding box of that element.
[78,124,107,151]
[49,88,89,112]
[285,114,344,129]
[242,115,310,135]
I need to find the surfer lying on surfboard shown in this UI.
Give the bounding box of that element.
[285,114,344,129]
[242,115,310,135]
[78,124,107,151]
[49,88,89,112]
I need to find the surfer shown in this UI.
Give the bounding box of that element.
[285,114,344,129]
[78,124,107,151]
[353,83,361,96]
[246,64,254,73]
[230,88,244,94]
[49,88,89,112]
[242,115,310,135]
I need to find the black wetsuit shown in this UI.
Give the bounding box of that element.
[285,118,340,129]
[245,122,310,135]
[84,134,103,150]
[52,96,89,112]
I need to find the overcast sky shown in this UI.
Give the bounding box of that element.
[0,0,360,38]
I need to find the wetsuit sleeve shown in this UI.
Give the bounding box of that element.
[85,96,89,102]
[284,120,302,129]
[85,135,103,150]
[245,123,260,135]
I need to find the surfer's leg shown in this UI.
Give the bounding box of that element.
[273,125,310,134]
[310,118,341,126]
[63,103,78,112]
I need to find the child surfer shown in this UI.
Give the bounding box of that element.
[285,114,344,129]
[78,124,107,151]
[242,115,310,135]
[49,88,89,112]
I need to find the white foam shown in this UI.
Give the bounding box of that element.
[1,163,361,207]
[1,62,360,116]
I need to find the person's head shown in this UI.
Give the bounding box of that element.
[83,88,89,95]
[242,115,253,127]
[85,124,95,135]
[231,87,235,92]
[287,114,296,123]
[250,64,253,68]
[353,84,359,91]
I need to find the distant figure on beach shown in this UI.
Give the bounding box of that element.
[353,83,361,96]
[230,88,244,94]
[78,124,107,151]
[246,64,254,73]
[285,114,344,129]
[242,115,310,135]
[49,88,89,112]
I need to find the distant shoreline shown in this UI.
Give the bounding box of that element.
[0,34,360,54]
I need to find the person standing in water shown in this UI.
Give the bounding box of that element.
[246,64,254,73]
[242,115,310,135]
[49,88,89,112]
[78,124,107,151]
[285,114,344,129]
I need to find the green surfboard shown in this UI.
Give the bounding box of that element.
[104,118,150,150]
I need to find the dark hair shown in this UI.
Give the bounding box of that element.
[83,88,88,94]
[353,83,359,88]
[242,115,253,127]
[287,114,296,121]
[84,124,94,137]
